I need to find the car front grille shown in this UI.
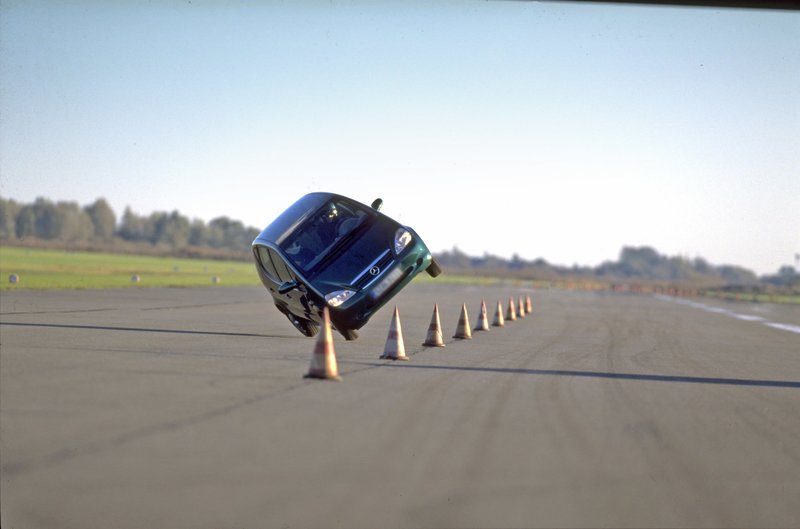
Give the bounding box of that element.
[351,249,393,290]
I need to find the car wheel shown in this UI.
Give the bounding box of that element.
[426,258,442,278]
[285,311,319,337]
[339,328,359,341]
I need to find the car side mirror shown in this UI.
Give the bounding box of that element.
[278,279,300,295]
[371,198,383,211]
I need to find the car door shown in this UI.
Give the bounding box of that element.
[267,247,314,319]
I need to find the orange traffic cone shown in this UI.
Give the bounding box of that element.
[380,306,409,361]
[304,307,342,381]
[423,304,446,347]
[492,300,505,327]
[506,296,517,321]
[474,299,490,332]
[518,296,526,318]
[453,303,472,339]
[526,294,533,314]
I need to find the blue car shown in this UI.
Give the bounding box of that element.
[252,192,441,340]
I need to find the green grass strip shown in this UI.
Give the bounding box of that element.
[4,246,797,303]
[0,246,259,290]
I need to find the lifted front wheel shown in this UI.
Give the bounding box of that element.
[426,258,442,278]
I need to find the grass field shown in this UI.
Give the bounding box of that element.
[0,246,506,291]
[2,246,797,304]
[0,246,260,290]
[698,290,800,305]
[0,246,531,291]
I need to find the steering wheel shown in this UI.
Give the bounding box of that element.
[285,241,302,255]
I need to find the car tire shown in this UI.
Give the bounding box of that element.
[426,258,442,278]
[339,328,359,341]
[284,311,319,337]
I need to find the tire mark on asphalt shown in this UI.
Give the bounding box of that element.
[139,301,259,312]
[600,300,732,526]
[0,321,294,339]
[533,304,612,500]
[0,307,117,316]
[459,308,573,484]
[396,302,572,513]
[1,356,389,481]
[1,381,309,480]
[630,298,800,480]
[734,393,800,467]
[0,300,255,316]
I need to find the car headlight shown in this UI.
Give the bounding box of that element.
[394,229,412,255]
[325,289,355,307]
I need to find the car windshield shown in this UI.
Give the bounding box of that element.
[279,199,370,274]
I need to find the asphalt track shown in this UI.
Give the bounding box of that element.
[2,283,799,529]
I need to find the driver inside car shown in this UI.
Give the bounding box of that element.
[284,202,342,269]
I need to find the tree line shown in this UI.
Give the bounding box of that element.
[0,196,260,259]
[2,196,796,288]
[435,245,798,288]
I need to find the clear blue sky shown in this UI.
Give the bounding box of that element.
[1,1,798,274]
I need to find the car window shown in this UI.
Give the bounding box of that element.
[255,245,280,283]
[280,199,369,273]
[269,247,294,283]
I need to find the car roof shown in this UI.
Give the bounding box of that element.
[254,192,347,245]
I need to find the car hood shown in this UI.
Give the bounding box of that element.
[310,218,397,293]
